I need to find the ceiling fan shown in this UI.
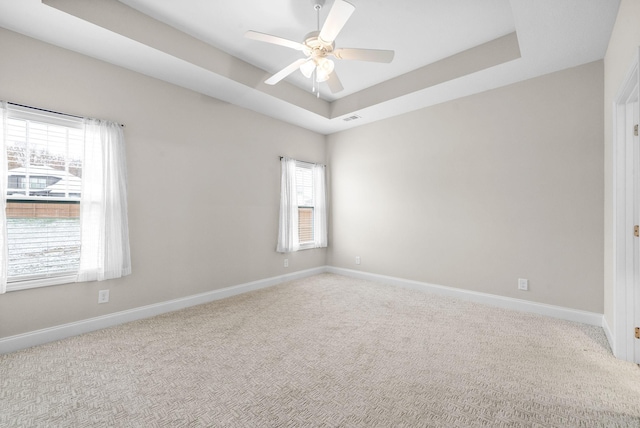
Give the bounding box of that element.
[245,0,394,96]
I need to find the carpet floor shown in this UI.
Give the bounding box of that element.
[1,273,640,427]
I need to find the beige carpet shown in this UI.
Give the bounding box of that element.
[1,273,640,427]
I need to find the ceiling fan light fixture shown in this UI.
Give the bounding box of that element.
[315,58,334,82]
[300,60,316,78]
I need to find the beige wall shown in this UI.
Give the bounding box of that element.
[0,29,326,338]
[327,61,604,313]
[0,24,610,340]
[603,0,640,332]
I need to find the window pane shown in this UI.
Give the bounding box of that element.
[296,166,314,207]
[6,117,83,200]
[298,207,314,243]
[6,202,81,279]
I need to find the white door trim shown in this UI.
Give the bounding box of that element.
[612,47,639,362]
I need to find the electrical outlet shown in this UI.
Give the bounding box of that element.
[98,289,110,303]
[284,259,289,268]
[518,278,528,291]
[355,256,361,265]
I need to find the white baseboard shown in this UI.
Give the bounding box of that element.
[0,267,325,355]
[2,265,606,355]
[326,267,604,327]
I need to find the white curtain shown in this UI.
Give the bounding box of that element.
[313,163,328,248]
[77,119,131,282]
[276,157,299,253]
[0,102,8,294]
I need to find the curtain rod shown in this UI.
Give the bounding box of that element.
[7,102,125,127]
[279,156,325,167]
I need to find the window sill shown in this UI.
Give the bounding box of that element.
[299,242,315,251]
[7,274,77,292]
[298,242,328,251]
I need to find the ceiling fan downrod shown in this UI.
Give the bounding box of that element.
[312,0,324,97]
[312,0,325,31]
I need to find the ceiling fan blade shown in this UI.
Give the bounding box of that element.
[333,48,395,63]
[265,58,311,85]
[326,71,344,93]
[319,0,355,44]
[244,30,304,51]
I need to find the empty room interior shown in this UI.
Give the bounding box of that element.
[1,0,640,426]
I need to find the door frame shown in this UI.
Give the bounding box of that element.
[612,47,639,363]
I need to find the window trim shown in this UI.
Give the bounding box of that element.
[7,274,77,291]
[7,104,84,130]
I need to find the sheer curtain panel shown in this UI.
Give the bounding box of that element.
[76,119,131,282]
[0,102,8,293]
[277,157,300,253]
[313,163,328,248]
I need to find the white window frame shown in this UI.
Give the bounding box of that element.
[4,105,84,291]
[295,161,316,250]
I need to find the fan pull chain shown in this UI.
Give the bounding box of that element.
[312,69,317,93]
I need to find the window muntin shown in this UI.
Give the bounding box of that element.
[4,106,83,284]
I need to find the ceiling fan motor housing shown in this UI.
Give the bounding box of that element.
[303,31,334,58]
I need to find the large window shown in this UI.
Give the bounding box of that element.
[277,157,327,253]
[5,106,84,285]
[0,102,131,293]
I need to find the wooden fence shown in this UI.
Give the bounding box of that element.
[6,202,80,218]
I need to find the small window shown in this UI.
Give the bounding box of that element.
[276,157,327,253]
[5,105,83,284]
[296,163,315,246]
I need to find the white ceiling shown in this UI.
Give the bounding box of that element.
[0,0,621,135]
[119,0,517,101]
